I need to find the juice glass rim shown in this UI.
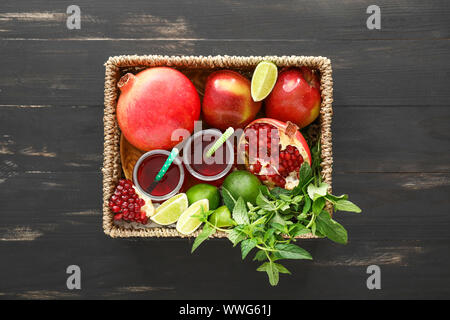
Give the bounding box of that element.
[133,149,185,202]
[182,129,234,182]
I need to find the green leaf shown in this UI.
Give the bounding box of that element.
[325,194,348,203]
[232,197,249,225]
[257,262,279,286]
[302,196,311,214]
[273,263,291,274]
[222,187,237,212]
[312,197,326,215]
[253,250,267,262]
[191,223,215,253]
[299,162,312,186]
[263,228,275,242]
[307,182,329,200]
[335,200,362,213]
[259,185,271,198]
[278,194,292,202]
[241,238,258,259]
[273,243,312,260]
[227,227,247,247]
[256,192,276,211]
[315,211,348,244]
[271,212,287,226]
[270,187,291,198]
[271,222,285,233]
[289,223,310,237]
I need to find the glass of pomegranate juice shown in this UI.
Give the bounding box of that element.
[133,150,185,202]
[183,129,234,184]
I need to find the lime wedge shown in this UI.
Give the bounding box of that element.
[150,193,188,225]
[176,199,209,235]
[251,61,278,102]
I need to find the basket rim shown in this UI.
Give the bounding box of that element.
[102,54,333,238]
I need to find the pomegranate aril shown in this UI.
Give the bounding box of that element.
[114,213,123,220]
[112,206,121,213]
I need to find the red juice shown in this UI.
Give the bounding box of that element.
[136,154,180,197]
[188,133,232,177]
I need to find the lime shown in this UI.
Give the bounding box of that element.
[208,205,235,228]
[222,170,261,205]
[150,193,188,225]
[251,61,278,102]
[176,199,209,235]
[186,183,220,210]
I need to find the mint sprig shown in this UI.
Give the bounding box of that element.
[190,140,361,286]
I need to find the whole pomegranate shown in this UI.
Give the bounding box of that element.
[117,67,201,151]
[265,67,321,129]
[238,118,311,189]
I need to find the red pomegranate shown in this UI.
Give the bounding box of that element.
[265,67,321,129]
[116,67,201,151]
[238,118,311,189]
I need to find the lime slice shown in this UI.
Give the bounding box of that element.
[251,61,278,102]
[176,199,209,235]
[150,193,188,225]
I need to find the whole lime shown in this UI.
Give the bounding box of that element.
[222,170,261,205]
[208,205,235,228]
[186,183,220,210]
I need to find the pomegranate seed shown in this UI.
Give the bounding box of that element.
[114,213,123,220]
[129,198,135,203]
[112,206,121,213]
[129,213,135,219]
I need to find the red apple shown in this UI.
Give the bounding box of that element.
[265,67,321,129]
[117,67,200,151]
[202,70,262,130]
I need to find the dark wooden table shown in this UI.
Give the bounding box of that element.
[0,0,449,299]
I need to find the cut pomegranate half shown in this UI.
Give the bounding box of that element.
[238,118,312,190]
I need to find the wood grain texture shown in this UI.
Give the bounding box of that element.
[0,0,449,300]
[1,0,449,40]
[0,40,449,106]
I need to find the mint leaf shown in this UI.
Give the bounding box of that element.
[316,211,348,244]
[256,192,276,211]
[289,223,310,237]
[312,197,326,215]
[273,263,291,274]
[241,238,258,259]
[274,243,312,260]
[335,200,362,213]
[232,197,249,225]
[227,227,247,247]
[325,194,348,203]
[191,223,215,253]
[302,196,311,214]
[299,162,312,186]
[253,250,267,262]
[257,262,279,286]
[307,182,329,200]
[222,187,237,212]
[270,187,291,198]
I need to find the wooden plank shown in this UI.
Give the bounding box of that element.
[0,39,449,106]
[0,235,448,299]
[1,0,449,40]
[0,171,448,241]
[1,105,448,173]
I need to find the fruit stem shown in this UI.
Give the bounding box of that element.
[117,73,136,92]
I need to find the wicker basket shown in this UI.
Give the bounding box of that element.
[102,55,333,238]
